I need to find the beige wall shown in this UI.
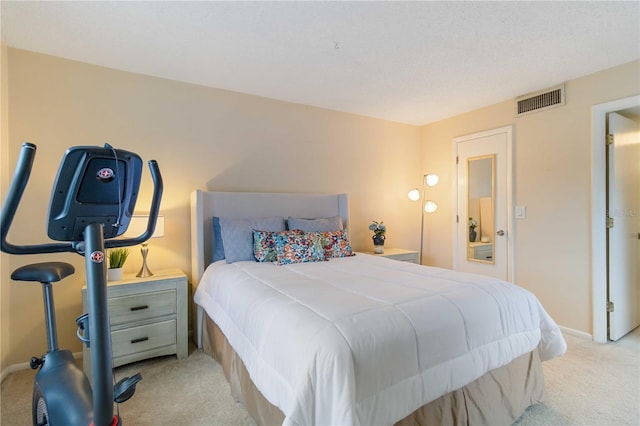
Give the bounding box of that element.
[1,42,10,374]
[1,48,422,365]
[420,60,640,334]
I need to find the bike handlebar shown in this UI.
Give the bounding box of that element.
[0,143,164,255]
[102,159,163,249]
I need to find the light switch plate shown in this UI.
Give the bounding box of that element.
[515,205,527,219]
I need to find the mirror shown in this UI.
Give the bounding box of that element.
[467,155,495,263]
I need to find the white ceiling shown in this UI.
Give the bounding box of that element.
[1,1,639,125]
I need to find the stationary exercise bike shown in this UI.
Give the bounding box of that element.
[1,142,163,426]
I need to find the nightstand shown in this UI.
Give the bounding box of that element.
[81,268,188,377]
[361,248,419,264]
[468,242,493,261]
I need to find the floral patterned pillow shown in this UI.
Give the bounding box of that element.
[274,232,326,265]
[253,230,303,262]
[312,229,355,259]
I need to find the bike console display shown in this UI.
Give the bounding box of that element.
[47,146,143,242]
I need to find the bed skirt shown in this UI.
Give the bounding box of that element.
[201,314,545,425]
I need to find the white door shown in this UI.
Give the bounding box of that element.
[608,112,640,341]
[454,127,512,281]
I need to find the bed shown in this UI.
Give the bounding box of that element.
[190,190,566,425]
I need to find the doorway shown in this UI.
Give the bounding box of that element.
[453,126,513,282]
[592,95,640,343]
[607,112,639,341]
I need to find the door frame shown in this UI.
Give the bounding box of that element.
[452,126,514,282]
[591,95,640,343]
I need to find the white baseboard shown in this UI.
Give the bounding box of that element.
[559,325,593,341]
[1,351,83,383]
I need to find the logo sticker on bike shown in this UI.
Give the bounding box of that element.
[90,251,105,263]
[97,167,115,182]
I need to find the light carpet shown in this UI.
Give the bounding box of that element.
[1,329,638,425]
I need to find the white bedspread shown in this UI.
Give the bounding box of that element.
[194,254,566,426]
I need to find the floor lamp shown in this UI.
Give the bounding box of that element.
[124,215,165,277]
[408,174,439,265]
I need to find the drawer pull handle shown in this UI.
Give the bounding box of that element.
[131,337,149,344]
[130,305,149,311]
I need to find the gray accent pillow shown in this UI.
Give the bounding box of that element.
[219,216,286,263]
[287,215,343,232]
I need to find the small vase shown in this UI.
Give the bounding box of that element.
[372,235,385,254]
[469,229,477,243]
[107,267,123,281]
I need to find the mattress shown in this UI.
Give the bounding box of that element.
[194,254,566,425]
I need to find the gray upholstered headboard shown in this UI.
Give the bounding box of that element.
[190,190,349,285]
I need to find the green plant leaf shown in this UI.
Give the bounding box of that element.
[108,248,129,269]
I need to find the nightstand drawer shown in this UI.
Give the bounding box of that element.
[108,289,176,326]
[111,319,176,359]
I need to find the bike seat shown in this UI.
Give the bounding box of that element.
[11,262,75,283]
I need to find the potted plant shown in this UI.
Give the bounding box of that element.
[369,220,386,254]
[468,217,478,242]
[107,248,129,281]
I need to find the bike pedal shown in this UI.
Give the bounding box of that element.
[114,372,142,403]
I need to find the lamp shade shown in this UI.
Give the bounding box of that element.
[424,201,438,213]
[407,189,420,201]
[124,215,165,239]
[425,174,439,187]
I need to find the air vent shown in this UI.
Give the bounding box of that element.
[516,84,565,116]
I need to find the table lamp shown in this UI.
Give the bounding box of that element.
[124,215,165,277]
